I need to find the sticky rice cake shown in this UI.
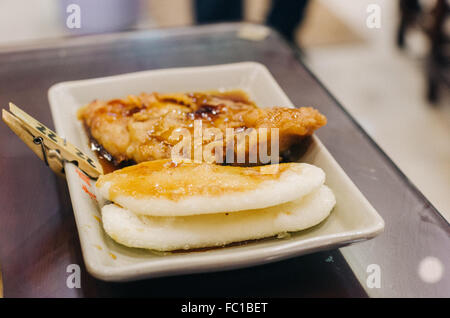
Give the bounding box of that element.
[101,185,335,251]
[95,159,326,216]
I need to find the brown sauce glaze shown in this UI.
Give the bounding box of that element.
[83,122,135,174]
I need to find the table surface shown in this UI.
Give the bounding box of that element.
[0,23,448,298]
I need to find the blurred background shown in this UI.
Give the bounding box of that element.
[0,0,448,220]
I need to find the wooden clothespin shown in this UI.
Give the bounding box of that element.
[2,103,103,179]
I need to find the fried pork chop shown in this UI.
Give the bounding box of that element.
[77,90,326,168]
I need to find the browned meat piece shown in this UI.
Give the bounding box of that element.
[77,90,326,169]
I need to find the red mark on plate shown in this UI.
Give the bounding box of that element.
[82,184,97,201]
[76,168,91,186]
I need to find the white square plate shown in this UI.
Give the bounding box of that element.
[48,62,384,282]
